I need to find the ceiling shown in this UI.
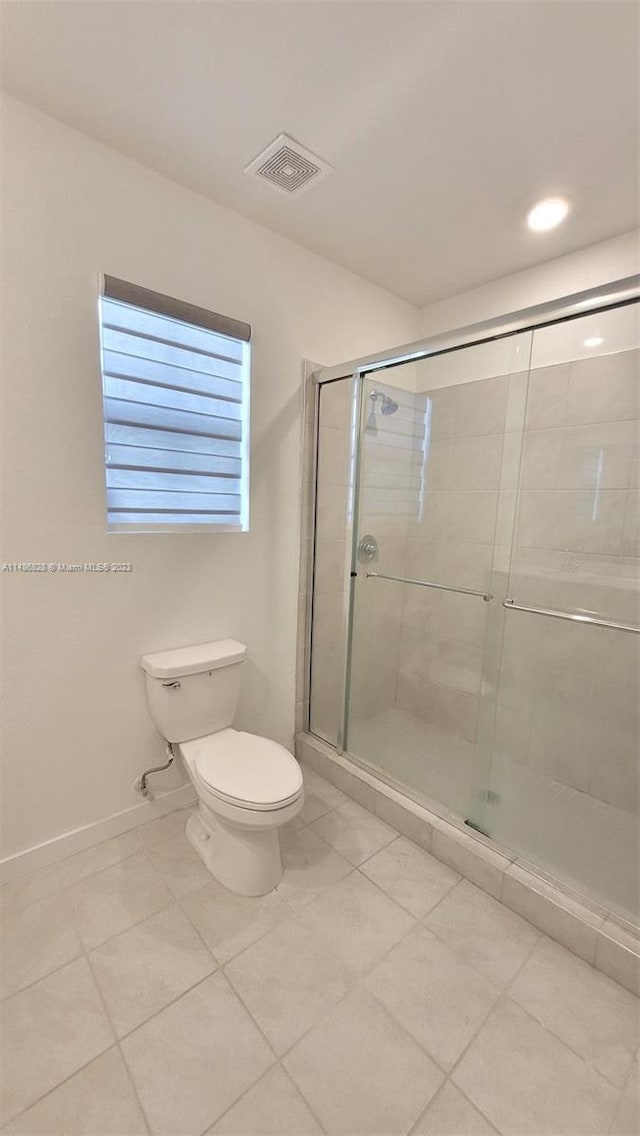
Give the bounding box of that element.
[0,1,637,306]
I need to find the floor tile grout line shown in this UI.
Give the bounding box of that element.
[442,934,550,1089]
[351,862,426,908]
[2,918,122,1131]
[216,970,283,1065]
[257,890,431,1070]
[115,1040,153,1136]
[445,980,625,1124]
[0,938,86,1006]
[607,1056,638,1136]
[0,842,145,920]
[193,1060,329,1136]
[193,1063,280,1136]
[82,905,153,1133]
[5,844,175,970]
[416,878,543,985]
[304,971,474,1131]
[494,930,638,1094]
[111,967,219,1046]
[277,1061,330,1136]
[406,1076,502,1136]
[0,1043,123,1131]
[9,846,223,1055]
[496,991,628,1127]
[4,777,635,1133]
[0,779,379,929]
[307,809,398,868]
[505,993,637,1093]
[0,802,198,919]
[0,890,203,1008]
[6,815,182,887]
[82,942,153,1135]
[1,792,356,1125]
[356,882,447,924]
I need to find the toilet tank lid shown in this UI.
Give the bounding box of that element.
[140,639,247,679]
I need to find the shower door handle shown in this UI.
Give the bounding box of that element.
[503,598,640,634]
[364,571,493,602]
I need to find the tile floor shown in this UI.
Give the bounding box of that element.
[1,767,638,1136]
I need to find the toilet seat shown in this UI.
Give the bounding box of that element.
[181,728,303,812]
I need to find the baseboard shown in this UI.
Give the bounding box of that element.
[0,783,198,886]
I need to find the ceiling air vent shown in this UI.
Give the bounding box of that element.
[245,133,332,197]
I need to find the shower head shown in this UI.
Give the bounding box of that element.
[369,390,399,416]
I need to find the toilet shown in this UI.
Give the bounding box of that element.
[140,639,303,896]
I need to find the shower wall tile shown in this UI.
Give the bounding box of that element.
[516,488,627,555]
[507,546,638,623]
[317,426,350,486]
[398,633,484,695]
[601,627,639,689]
[494,617,639,814]
[521,420,637,491]
[396,672,479,744]
[447,491,499,544]
[621,491,639,556]
[405,540,493,592]
[313,540,345,595]
[526,670,598,794]
[566,349,638,426]
[493,705,531,766]
[319,378,350,429]
[499,432,523,490]
[401,582,489,647]
[310,590,343,650]
[454,374,508,436]
[428,386,457,439]
[504,372,529,432]
[423,438,452,489]
[316,485,349,543]
[410,493,499,552]
[495,491,517,547]
[309,646,342,744]
[449,435,503,490]
[525,363,570,429]
[411,491,450,541]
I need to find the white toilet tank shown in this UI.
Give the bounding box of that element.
[140,639,247,743]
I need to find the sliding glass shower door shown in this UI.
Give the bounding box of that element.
[309,289,639,920]
[478,302,640,917]
[345,333,532,820]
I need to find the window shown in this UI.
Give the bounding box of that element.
[98,276,250,532]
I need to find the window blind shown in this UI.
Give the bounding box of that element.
[99,277,251,532]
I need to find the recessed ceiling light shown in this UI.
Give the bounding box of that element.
[583,337,604,348]
[527,197,570,232]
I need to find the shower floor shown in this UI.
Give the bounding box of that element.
[348,707,639,922]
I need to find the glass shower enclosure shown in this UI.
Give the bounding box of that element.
[308,279,640,924]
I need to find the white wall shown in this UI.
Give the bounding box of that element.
[0,95,420,863]
[420,229,639,337]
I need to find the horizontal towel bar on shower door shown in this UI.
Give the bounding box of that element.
[503,599,640,634]
[364,571,493,602]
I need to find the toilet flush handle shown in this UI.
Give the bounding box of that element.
[162,680,181,689]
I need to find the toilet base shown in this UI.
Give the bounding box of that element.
[186,805,283,896]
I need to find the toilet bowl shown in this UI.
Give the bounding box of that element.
[180,727,303,895]
[140,639,303,896]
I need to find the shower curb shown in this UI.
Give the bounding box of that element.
[296,731,639,997]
